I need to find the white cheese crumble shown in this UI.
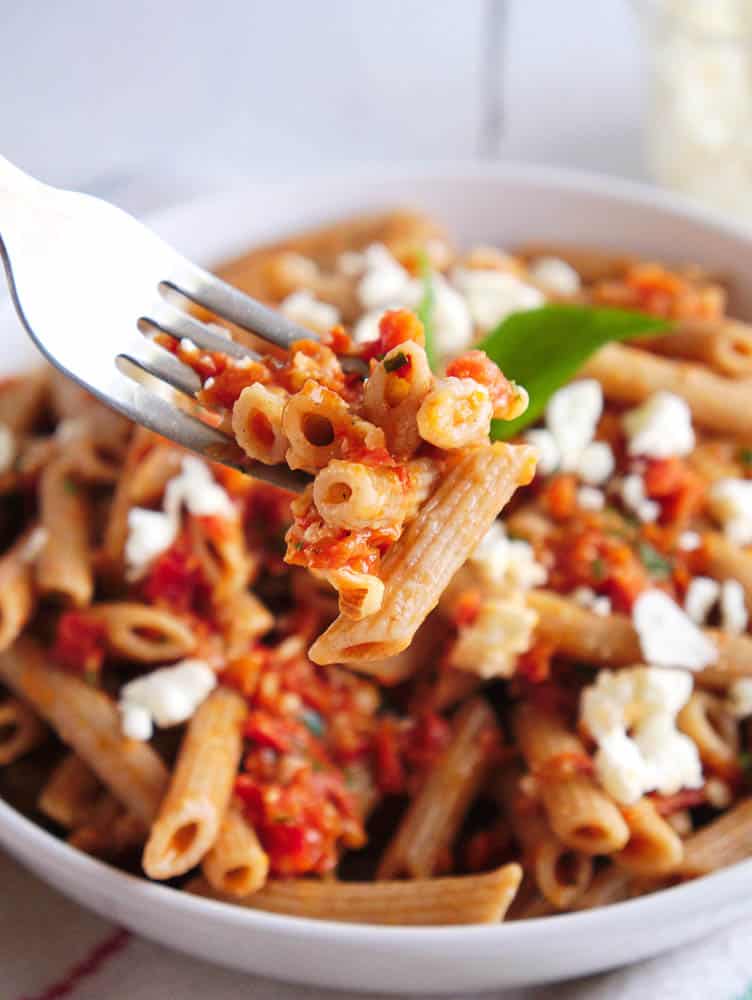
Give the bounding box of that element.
[572,586,612,616]
[678,530,702,551]
[0,423,16,475]
[708,478,752,546]
[280,290,340,333]
[633,589,718,671]
[727,677,752,718]
[125,456,235,580]
[685,576,721,625]
[581,666,702,804]
[577,485,605,511]
[179,338,199,355]
[450,594,538,679]
[528,256,581,296]
[451,267,544,331]
[119,659,217,741]
[622,391,695,459]
[19,526,49,564]
[721,579,748,634]
[620,473,660,524]
[523,380,614,485]
[468,521,547,593]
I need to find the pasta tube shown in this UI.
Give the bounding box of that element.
[0,698,46,765]
[641,319,752,378]
[201,801,269,897]
[614,799,684,877]
[678,798,752,877]
[36,458,93,607]
[38,753,102,829]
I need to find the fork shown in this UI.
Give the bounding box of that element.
[0,155,344,492]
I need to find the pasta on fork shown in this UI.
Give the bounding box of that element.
[4,208,752,929]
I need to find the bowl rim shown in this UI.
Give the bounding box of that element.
[3,159,752,947]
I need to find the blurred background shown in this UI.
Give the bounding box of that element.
[3,0,751,217]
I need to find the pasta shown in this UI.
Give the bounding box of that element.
[4,218,752,928]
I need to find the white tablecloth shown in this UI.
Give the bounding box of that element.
[2,848,750,1000]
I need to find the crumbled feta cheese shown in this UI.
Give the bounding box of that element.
[0,423,16,475]
[622,391,695,459]
[685,576,721,625]
[468,521,547,593]
[431,274,474,357]
[450,594,538,678]
[357,244,414,311]
[451,267,544,331]
[577,441,615,486]
[125,456,235,580]
[721,579,748,634]
[633,589,718,671]
[119,659,217,741]
[708,478,752,546]
[19,526,48,564]
[620,474,660,523]
[179,337,199,355]
[577,485,605,511]
[572,586,611,616]
[727,677,752,718]
[705,777,733,809]
[523,429,559,476]
[678,530,702,551]
[545,380,603,471]
[528,256,581,296]
[582,665,701,804]
[280,290,340,333]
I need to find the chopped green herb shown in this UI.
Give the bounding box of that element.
[301,707,325,738]
[63,478,78,495]
[478,305,670,440]
[637,540,672,579]
[384,350,408,373]
[416,250,438,372]
[739,751,752,776]
[739,447,752,468]
[591,557,606,581]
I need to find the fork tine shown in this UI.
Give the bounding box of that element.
[140,305,258,361]
[120,341,202,398]
[162,269,312,351]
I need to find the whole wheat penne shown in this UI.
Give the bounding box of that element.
[68,793,147,857]
[514,702,629,854]
[143,686,246,879]
[189,513,253,603]
[583,342,752,437]
[703,532,752,609]
[38,753,102,829]
[678,691,740,780]
[495,768,593,909]
[678,798,752,877]
[528,589,752,690]
[514,243,636,283]
[188,863,522,925]
[87,603,197,663]
[310,442,536,664]
[571,864,633,911]
[377,698,498,879]
[641,319,752,378]
[217,591,274,659]
[36,458,93,607]
[614,799,684,877]
[0,531,37,652]
[201,801,269,897]
[349,612,449,685]
[0,698,46,765]
[0,638,168,825]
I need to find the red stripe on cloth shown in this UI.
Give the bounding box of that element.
[19,928,131,1000]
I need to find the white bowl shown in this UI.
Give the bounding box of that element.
[3,163,752,994]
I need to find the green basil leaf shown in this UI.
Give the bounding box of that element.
[478,305,670,440]
[416,251,438,372]
[637,540,672,579]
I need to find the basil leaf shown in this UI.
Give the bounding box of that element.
[416,251,438,372]
[478,305,670,440]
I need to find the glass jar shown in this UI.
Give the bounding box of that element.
[636,0,752,218]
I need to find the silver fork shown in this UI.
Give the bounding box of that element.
[0,155,334,492]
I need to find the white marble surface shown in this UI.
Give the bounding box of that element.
[1,0,645,206]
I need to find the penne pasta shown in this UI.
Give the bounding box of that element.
[678,799,752,877]
[188,863,522,926]
[514,702,629,855]
[36,458,93,607]
[0,530,37,652]
[38,753,102,829]
[678,692,740,780]
[378,698,499,879]
[583,342,752,437]
[703,532,752,610]
[0,698,46,766]
[201,800,269,897]
[0,638,168,825]
[309,442,536,664]
[614,799,684,877]
[0,370,48,434]
[640,319,752,378]
[143,686,246,879]
[86,603,197,663]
